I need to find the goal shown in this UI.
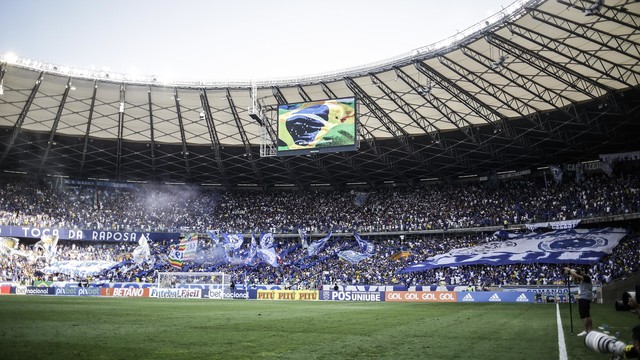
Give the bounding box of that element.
[157,272,231,291]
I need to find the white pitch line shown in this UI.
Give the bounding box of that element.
[556,303,569,360]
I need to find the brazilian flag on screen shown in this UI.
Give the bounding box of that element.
[278,98,356,151]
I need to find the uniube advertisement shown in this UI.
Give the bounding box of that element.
[322,291,385,302]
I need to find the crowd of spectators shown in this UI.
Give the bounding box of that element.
[0,170,639,289]
[0,171,639,234]
[2,228,639,291]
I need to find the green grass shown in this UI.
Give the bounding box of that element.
[0,296,638,359]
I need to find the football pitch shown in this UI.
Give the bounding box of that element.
[0,296,638,360]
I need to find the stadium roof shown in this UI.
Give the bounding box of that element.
[0,0,639,190]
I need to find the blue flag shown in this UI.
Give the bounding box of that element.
[307,231,332,256]
[298,229,309,249]
[259,232,274,249]
[245,234,258,265]
[354,232,375,254]
[222,233,244,251]
[550,165,563,185]
[257,246,279,267]
[207,230,220,244]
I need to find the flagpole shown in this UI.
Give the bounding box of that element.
[567,272,574,334]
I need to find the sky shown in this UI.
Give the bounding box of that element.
[0,0,514,82]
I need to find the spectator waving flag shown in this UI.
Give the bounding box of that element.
[353,191,370,207]
[245,234,258,265]
[181,234,198,261]
[298,229,309,249]
[307,231,332,256]
[549,165,563,185]
[354,232,375,254]
[257,246,279,267]
[222,233,244,251]
[131,233,151,267]
[168,246,183,268]
[207,230,220,245]
[259,232,274,249]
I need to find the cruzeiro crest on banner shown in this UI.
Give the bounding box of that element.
[537,233,607,252]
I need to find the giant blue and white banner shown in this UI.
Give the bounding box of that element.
[42,260,117,277]
[400,228,628,273]
[524,219,581,231]
[337,250,372,264]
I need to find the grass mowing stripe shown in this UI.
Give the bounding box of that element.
[556,303,568,360]
[1,296,638,360]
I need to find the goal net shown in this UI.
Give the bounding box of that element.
[157,272,230,291]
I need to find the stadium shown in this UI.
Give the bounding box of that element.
[1,0,640,359]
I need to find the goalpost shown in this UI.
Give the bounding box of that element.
[156,272,231,292]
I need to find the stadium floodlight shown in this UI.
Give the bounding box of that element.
[1,52,19,64]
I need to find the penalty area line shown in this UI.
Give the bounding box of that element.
[556,303,568,360]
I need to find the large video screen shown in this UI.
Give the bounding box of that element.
[276,97,357,156]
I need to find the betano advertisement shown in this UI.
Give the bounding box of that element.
[101,288,150,297]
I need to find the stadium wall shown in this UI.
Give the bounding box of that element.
[601,272,640,305]
[1,284,539,303]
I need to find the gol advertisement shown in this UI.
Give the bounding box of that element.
[385,291,457,303]
[256,290,319,301]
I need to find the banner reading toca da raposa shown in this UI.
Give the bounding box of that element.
[0,225,179,242]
